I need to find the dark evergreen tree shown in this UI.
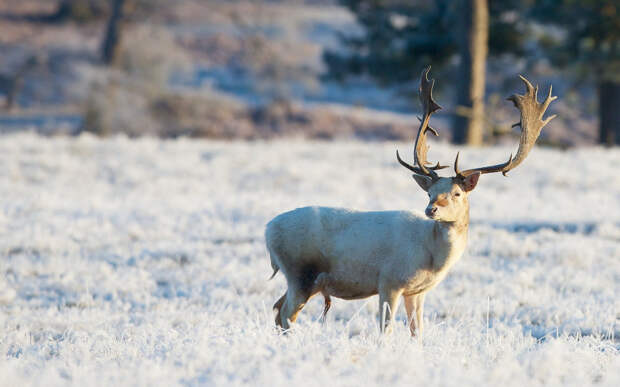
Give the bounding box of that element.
[530,0,619,145]
[51,0,108,22]
[324,1,458,85]
[323,0,530,144]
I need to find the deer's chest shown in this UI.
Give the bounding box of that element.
[402,231,467,294]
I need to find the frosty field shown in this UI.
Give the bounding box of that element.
[0,133,619,386]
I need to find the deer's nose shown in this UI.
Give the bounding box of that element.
[425,206,437,217]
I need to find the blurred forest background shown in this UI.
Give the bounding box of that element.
[0,0,617,146]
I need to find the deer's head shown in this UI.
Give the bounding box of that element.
[397,67,557,222]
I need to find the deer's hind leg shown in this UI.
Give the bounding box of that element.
[273,292,287,327]
[321,292,331,322]
[314,272,332,322]
[279,263,331,329]
[279,287,311,329]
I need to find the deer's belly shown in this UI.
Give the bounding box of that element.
[322,266,379,300]
[327,281,378,300]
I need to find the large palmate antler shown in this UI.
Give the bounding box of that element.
[397,66,448,180]
[454,75,557,177]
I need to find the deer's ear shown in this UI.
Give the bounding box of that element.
[412,174,433,192]
[461,172,481,192]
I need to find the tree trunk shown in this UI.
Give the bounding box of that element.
[453,0,488,145]
[101,0,126,65]
[599,80,620,146]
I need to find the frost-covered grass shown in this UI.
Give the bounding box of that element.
[0,133,619,386]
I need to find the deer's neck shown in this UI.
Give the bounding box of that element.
[429,206,469,272]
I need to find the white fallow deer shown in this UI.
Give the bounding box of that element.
[265,67,556,336]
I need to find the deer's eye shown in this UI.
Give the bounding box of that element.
[454,192,461,197]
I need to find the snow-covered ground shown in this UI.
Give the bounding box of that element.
[0,133,619,386]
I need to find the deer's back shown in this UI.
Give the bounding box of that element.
[267,206,430,267]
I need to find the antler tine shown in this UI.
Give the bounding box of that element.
[397,66,447,179]
[541,85,558,124]
[396,149,448,174]
[407,66,445,179]
[455,75,556,178]
[455,152,513,177]
[454,151,461,175]
[419,67,442,116]
[519,74,535,96]
[502,75,557,174]
[396,150,426,175]
[414,67,442,176]
[415,119,448,170]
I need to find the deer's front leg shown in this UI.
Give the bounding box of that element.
[404,293,426,337]
[378,285,403,334]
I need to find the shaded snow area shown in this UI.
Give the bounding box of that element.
[0,133,619,386]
